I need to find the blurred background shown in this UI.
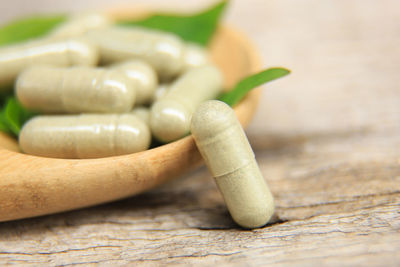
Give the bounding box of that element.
[1,1,400,264]
[1,0,399,155]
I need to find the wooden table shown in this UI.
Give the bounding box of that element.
[1,0,399,265]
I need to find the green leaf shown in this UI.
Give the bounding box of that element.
[219,68,290,106]
[0,97,36,136]
[0,14,66,46]
[118,1,227,46]
[0,115,11,135]
[0,14,67,105]
[0,90,13,105]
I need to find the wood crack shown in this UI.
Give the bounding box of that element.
[134,251,242,262]
[277,191,400,209]
[0,245,123,256]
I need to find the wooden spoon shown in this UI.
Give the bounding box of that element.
[0,14,262,222]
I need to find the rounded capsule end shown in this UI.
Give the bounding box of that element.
[191,100,234,141]
[220,163,275,228]
[112,60,158,105]
[152,34,185,79]
[99,70,137,113]
[15,66,64,112]
[150,99,191,143]
[19,117,36,155]
[152,84,169,102]
[131,107,150,125]
[115,114,151,154]
[182,43,210,70]
[67,39,99,66]
[232,204,275,229]
[19,116,77,158]
[15,69,31,109]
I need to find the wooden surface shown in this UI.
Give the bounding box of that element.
[1,0,400,266]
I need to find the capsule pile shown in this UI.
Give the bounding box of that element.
[0,12,223,158]
[4,12,275,229]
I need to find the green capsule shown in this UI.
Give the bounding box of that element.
[131,106,150,126]
[150,65,223,143]
[191,100,275,229]
[16,66,136,113]
[182,43,210,71]
[85,26,184,79]
[19,113,150,159]
[152,83,170,103]
[0,38,98,90]
[112,60,158,105]
[49,12,111,38]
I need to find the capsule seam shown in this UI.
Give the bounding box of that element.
[60,70,69,111]
[213,160,254,179]
[112,114,119,156]
[196,125,255,176]
[191,100,275,229]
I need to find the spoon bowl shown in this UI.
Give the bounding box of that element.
[0,10,262,222]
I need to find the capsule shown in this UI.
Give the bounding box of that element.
[131,106,150,125]
[152,83,170,102]
[150,65,223,143]
[0,38,98,90]
[16,66,136,113]
[85,26,184,78]
[49,12,111,38]
[191,100,275,229]
[182,43,210,70]
[19,113,151,159]
[112,60,157,105]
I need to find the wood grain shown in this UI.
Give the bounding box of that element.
[1,0,400,265]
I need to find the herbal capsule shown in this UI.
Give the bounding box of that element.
[131,106,150,125]
[152,83,169,102]
[112,60,157,105]
[49,12,111,38]
[182,43,210,70]
[16,66,136,113]
[191,100,275,229]
[19,113,151,159]
[150,65,223,143]
[85,26,184,78]
[0,38,98,90]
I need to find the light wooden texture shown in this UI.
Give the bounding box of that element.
[1,0,400,265]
